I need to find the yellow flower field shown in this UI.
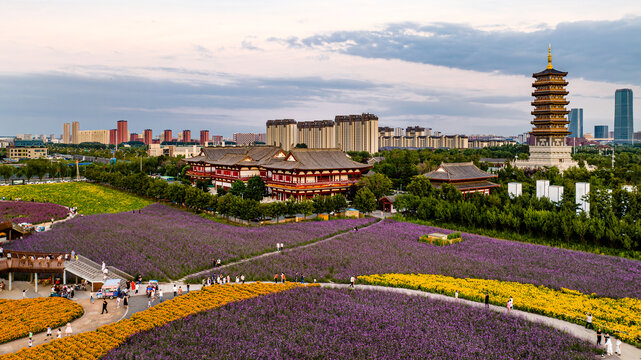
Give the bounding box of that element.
[1,282,313,360]
[0,182,151,215]
[360,273,641,346]
[0,298,84,344]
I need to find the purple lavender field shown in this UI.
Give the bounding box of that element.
[225,220,641,299]
[102,287,598,360]
[0,200,68,224]
[7,203,374,280]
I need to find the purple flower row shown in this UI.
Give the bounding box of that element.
[223,219,641,299]
[102,287,598,360]
[7,203,374,280]
[0,200,69,224]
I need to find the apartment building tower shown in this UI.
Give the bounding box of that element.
[266,119,297,151]
[297,120,336,149]
[335,113,378,153]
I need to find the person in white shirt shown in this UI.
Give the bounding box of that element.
[349,276,355,288]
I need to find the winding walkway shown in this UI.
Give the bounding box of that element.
[179,219,381,282]
[321,283,638,360]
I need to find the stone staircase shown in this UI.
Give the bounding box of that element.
[64,255,133,284]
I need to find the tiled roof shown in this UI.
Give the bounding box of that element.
[186,146,283,166]
[263,148,371,171]
[424,162,497,181]
[533,68,567,77]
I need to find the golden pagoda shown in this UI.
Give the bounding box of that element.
[530,45,571,144]
[515,46,577,172]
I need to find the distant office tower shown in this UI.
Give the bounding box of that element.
[297,120,336,149]
[71,121,80,144]
[211,135,223,145]
[614,89,634,144]
[568,108,583,138]
[117,120,128,144]
[162,130,172,143]
[266,119,297,151]
[109,129,117,145]
[199,130,210,145]
[335,113,379,153]
[63,123,71,144]
[143,129,153,145]
[635,131,641,142]
[182,130,192,143]
[594,125,609,139]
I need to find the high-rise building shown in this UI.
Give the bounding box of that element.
[211,135,223,146]
[162,130,173,143]
[199,130,210,145]
[255,133,266,143]
[335,113,379,153]
[143,129,153,145]
[394,127,404,137]
[182,130,192,143]
[117,120,128,144]
[129,133,139,142]
[63,123,71,144]
[568,108,583,138]
[71,121,80,144]
[109,129,117,145]
[266,119,297,151]
[233,133,259,145]
[515,46,577,172]
[297,121,336,149]
[594,125,609,139]
[614,89,633,144]
[79,130,109,145]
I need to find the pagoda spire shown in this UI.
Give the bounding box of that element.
[547,44,553,69]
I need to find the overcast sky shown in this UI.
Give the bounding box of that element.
[1,0,640,137]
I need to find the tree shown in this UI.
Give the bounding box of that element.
[294,143,308,148]
[361,172,392,200]
[353,188,376,213]
[229,180,246,197]
[406,176,435,198]
[0,165,13,182]
[330,194,348,213]
[245,176,266,201]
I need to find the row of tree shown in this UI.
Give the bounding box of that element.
[395,176,641,252]
[85,168,356,220]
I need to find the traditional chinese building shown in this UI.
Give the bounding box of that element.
[185,146,371,199]
[515,46,577,172]
[185,146,286,190]
[262,148,371,200]
[424,162,499,196]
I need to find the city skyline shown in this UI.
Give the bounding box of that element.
[1,1,640,137]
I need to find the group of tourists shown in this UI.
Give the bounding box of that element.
[203,274,245,286]
[589,313,622,356]
[273,272,310,284]
[28,323,72,348]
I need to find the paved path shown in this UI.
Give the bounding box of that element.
[179,220,381,282]
[321,283,638,360]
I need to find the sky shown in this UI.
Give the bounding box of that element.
[1,0,640,138]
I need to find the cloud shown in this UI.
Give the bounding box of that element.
[0,70,531,136]
[282,17,641,85]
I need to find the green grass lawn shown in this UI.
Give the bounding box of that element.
[0,182,152,214]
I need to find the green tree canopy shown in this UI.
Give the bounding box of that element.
[353,187,376,213]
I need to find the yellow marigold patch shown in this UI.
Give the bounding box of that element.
[2,282,313,359]
[0,182,151,215]
[360,273,641,347]
[0,298,84,344]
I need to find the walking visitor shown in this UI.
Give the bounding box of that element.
[350,276,355,288]
[116,296,121,309]
[46,326,52,340]
[484,293,490,309]
[241,274,245,284]
[605,335,613,355]
[596,329,602,347]
[65,323,73,337]
[615,338,621,355]
[173,284,177,297]
[101,299,108,314]
[281,273,286,283]
[56,328,61,339]
[585,312,593,329]
[455,290,459,300]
